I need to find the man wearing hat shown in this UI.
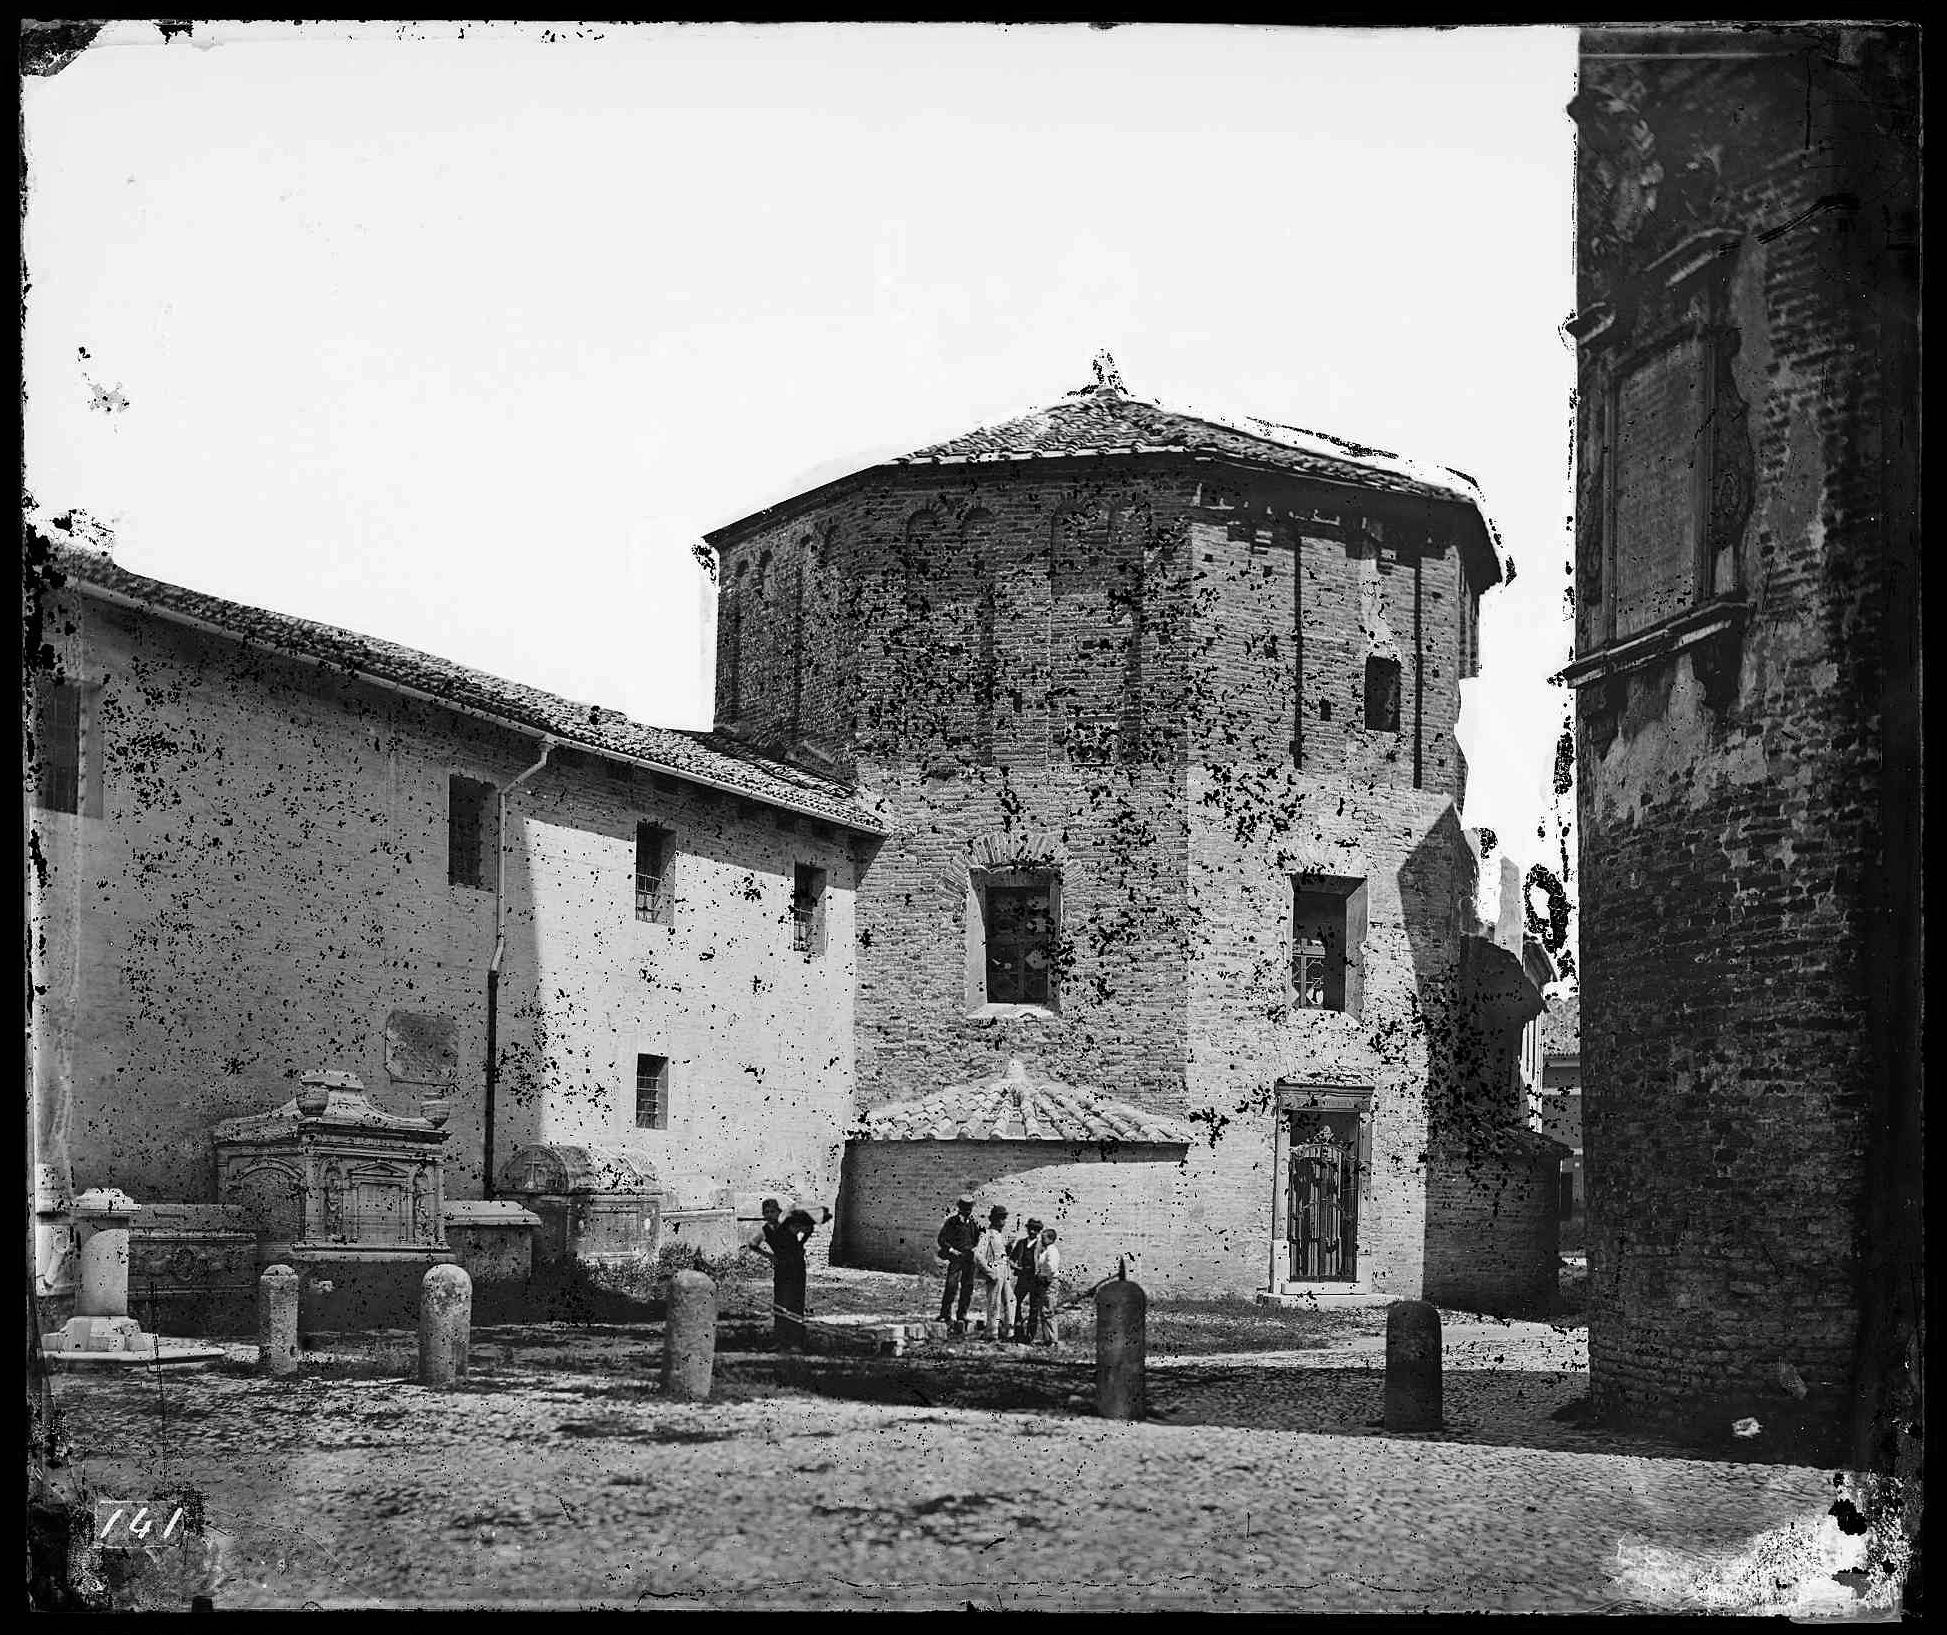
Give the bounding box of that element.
[1008,1218,1043,1340]
[935,1192,981,1334]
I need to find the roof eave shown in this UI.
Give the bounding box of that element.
[706,447,1510,587]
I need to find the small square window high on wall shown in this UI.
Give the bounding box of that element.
[1364,657,1402,733]
[792,862,827,955]
[636,822,674,923]
[448,775,495,889]
[635,1053,670,1130]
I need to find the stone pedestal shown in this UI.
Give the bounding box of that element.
[661,1271,716,1402]
[1383,1299,1444,1432]
[418,1265,472,1387]
[40,1190,224,1369]
[258,1265,300,1377]
[1095,1277,1148,1421]
[74,1187,138,1316]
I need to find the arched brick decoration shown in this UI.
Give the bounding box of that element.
[968,827,1067,873]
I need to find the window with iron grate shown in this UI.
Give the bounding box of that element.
[33,678,85,814]
[635,822,674,923]
[792,862,827,955]
[1292,877,1368,1017]
[635,1053,670,1131]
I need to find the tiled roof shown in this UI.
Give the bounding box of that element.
[898,379,1473,505]
[709,362,1511,585]
[854,1057,1195,1145]
[1541,991,1581,1057]
[43,542,886,834]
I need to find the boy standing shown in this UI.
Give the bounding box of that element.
[1029,1227,1062,1346]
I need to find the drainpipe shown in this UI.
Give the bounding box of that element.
[483,736,553,1198]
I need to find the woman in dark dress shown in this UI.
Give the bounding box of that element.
[756,1199,818,1351]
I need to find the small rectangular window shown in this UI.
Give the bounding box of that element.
[984,882,1056,1005]
[1063,709,1120,767]
[634,1053,669,1130]
[34,679,83,814]
[448,775,494,889]
[1364,657,1402,733]
[635,822,674,923]
[792,862,827,955]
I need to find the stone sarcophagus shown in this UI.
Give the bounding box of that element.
[127,1203,257,1337]
[214,1071,454,1329]
[497,1145,662,1266]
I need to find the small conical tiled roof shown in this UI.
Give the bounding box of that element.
[894,356,1482,510]
[855,1056,1194,1145]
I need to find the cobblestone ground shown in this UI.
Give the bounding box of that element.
[39,1273,1865,1613]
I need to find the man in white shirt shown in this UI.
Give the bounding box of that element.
[974,1205,1013,1340]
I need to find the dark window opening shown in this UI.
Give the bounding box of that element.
[1293,878,1368,1017]
[792,862,827,955]
[448,775,494,889]
[35,679,83,814]
[984,882,1055,1005]
[1319,699,1333,722]
[636,823,674,923]
[635,1053,669,1130]
[1364,657,1402,733]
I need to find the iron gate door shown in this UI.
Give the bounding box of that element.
[1287,1116,1358,1281]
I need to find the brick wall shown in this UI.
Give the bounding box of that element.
[1570,27,1921,1457]
[29,589,859,1266]
[1421,1136,1561,1316]
[716,459,1508,1298]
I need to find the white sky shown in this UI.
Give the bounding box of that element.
[23,20,1579,932]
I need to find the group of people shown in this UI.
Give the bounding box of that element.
[746,1191,1067,1353]
[935,1193,1063,1345]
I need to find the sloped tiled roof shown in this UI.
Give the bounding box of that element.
[855,1057,1195,1145]
[898,379,1472,505]
[42,541,886,834]
[709,361,1512,586]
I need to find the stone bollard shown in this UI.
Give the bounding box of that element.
[1095,1276,1148,1421]
[1383,1299,1443,1432]
[257,1266,301,1377]
[661,1270,717,1402]
[418,1264,472,1388]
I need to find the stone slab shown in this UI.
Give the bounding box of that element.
[41,1336,228,1370]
